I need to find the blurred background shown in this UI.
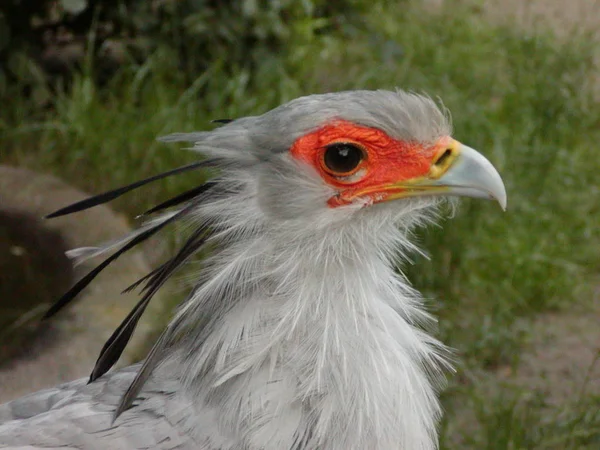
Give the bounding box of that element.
[1,0,599,448]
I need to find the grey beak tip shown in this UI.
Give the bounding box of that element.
[497,195,507,212]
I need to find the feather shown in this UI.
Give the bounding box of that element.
[121,263,164,294]
[64,212,179,266]
[88,295,152,383]
[43,208,189,319]
[113,327,170,420]
[90,227,209,382]
[89,293,148,379]
[122,228,208,294]
[45,159,219,219]
[140,182,216,217]
[65,246,99,260]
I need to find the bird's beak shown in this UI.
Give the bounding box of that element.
[380,140,507,210]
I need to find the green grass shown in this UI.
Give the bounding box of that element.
[1,0,599,447]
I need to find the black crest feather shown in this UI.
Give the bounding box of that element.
[45,159,219,219]
[43,208,189,319]
[44,156,221,411]
[140,182,216,217]
[90,227,209,382]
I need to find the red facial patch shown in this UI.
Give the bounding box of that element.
[290,120,441,206]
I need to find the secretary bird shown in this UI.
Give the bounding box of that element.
[0,90,506,450]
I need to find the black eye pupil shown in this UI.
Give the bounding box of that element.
[323,143,364,174]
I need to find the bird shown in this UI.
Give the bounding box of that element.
[0,89,506,450]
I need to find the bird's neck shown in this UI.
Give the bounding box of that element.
[168,196,446,450]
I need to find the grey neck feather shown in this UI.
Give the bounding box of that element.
[160,172,449,450]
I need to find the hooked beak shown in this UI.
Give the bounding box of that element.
[381,140,507,210]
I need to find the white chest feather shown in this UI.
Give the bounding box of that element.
[166,192,449,450]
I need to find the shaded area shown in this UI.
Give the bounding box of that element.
[0,208,73,363]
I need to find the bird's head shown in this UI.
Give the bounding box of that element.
[164,90,506,228]
[43,89,508,410]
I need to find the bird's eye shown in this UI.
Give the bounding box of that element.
[322,143,365,175]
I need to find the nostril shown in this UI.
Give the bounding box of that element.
[434,149,453,167]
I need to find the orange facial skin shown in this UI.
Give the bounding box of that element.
[290,120,451,207]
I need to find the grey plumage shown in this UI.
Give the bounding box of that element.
[0,89,505,450]
[0,365,198,449]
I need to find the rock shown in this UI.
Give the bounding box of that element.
[0,166,166,403]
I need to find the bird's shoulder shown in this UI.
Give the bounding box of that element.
[0,365,199,449]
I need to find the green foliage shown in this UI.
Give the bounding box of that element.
[0,0,365,99]
[441,384,600,449]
